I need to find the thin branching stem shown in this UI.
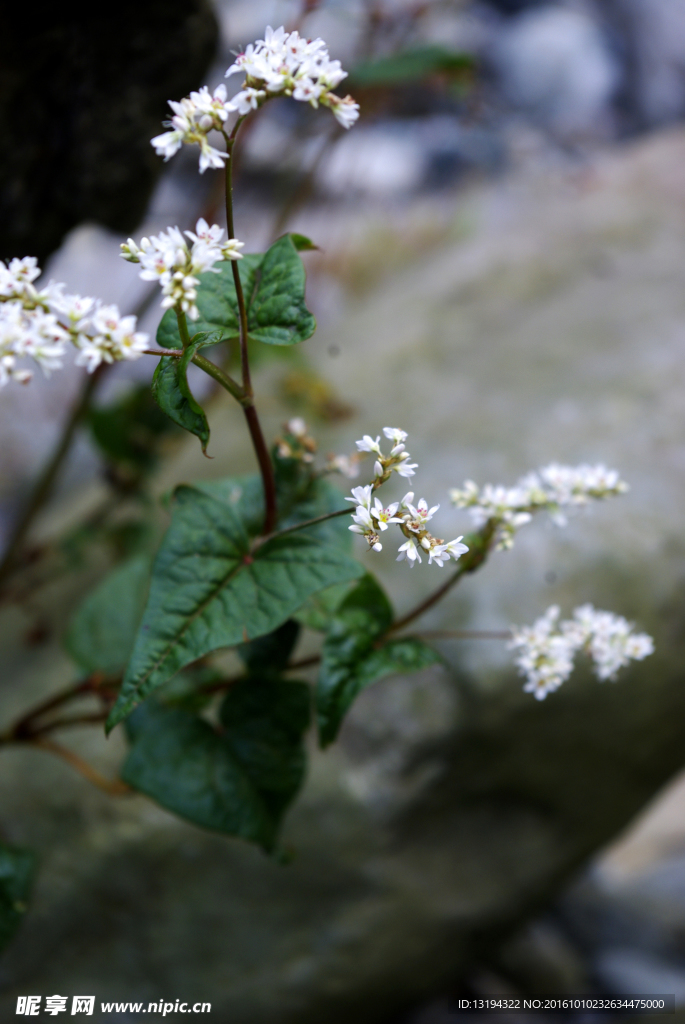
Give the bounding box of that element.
[0,365,107,586]
[221,117,278,534]
[388,521,497,633]
[28,738,130,796]
[409,629,512,641]
[252,506,351,550]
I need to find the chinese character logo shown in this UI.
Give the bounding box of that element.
[16,996,41,1016]
[71,997,95,1016]
[45,995,68,1016]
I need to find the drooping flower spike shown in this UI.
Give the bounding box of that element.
[509,605,654,700]
[0,256,149,386]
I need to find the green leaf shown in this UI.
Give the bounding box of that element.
[0,843,36,952]
[107,478,362,731]
[151,331,221,453]
[156,235,316,350]
[88,384,176,470]
[66,555,151,676]
[237,619,301,676]
[219,676,310,826]
[316,575,440,746]
[122,678,310,850]
[350,46,473,87]
[294,581,355,632]
[289,233,318,252]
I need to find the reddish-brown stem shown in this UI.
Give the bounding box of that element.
[222,118,278,535]
[28,713,109,737]
[28,738,130,796]
[243,405,278,534]
[410,629,511,641]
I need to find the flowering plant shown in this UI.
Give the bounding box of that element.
[0,26,653,942]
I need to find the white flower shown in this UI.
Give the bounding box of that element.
[151,84,234,173]
[322,93,360,129]
[74,304,148,370]
[397,536,422,566]
[451,462,628,548]
[345,484,373,509]
[509,606,577,700]
[566,604,654,681]
[356,434,382,455]
[394,458,418,478]
[0,256,150,385]
[122,220,243,319]
[349,504,382,552]
[370,498,402,531]
[224,26,358,128]
[510,604,654,699]
[404,497,439,528]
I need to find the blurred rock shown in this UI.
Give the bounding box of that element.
[491,5,619,138]
[604,0,685,130]
[0,1,218,263]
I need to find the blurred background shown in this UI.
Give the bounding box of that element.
[3,0,685,1020]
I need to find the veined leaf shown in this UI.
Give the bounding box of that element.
[156,234,316,351]
[66,555,151,676]
[107,478,362,731]
[122,678,310,851]
[316,575,440,745]
[0,843,36,952]
[151,330,221,453]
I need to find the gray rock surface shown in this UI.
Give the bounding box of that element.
[2,128,685,1019]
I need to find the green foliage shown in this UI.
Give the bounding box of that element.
[350,46,473,87]
[88,384,177,471]
[66,555,151,676]
[122,676,310,851]
[0,843,36,952]
[156,235,316,351]
[152,330,222,454]
[238,619,301,676]
[316,575,440,746]
[294,581,354,632]
[289,233,318,252]
[107,475,362,731]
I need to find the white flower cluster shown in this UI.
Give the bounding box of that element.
[509,604,654,700]
[0,257,148,386]
[450,463,628,549]
[121,218,243,321]
[346,428,469,568]
[356,426,418,483]
[152,26,359,173]
[225,25,360,128]
[152,85,235,173]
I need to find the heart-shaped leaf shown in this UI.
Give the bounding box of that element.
[107,476,361,731]
[122,677,310,851]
